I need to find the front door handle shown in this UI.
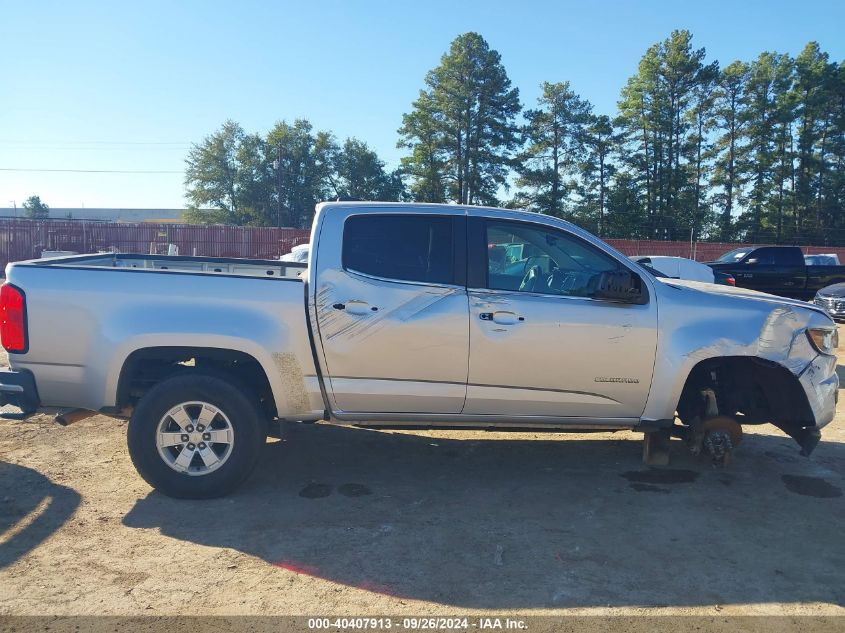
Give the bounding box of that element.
[479,311,524,325]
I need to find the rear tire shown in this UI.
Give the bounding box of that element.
[127,373,266,499]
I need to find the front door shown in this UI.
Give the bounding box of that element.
[465,218,658,421]
[314,211,469,414]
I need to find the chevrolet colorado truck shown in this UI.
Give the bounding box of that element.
[0,202,838,498]
[708,245,845,300]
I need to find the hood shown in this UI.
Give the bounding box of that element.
[816,282,845,298]
[706,261,736,270]
[656,277,830,316]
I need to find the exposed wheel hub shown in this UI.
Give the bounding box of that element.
[701,416,743,467]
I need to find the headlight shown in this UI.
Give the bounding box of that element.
[807,327,838,355]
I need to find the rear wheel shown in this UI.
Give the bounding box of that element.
[127,373,266,498]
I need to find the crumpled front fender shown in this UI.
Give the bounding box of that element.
[643,284,838,442]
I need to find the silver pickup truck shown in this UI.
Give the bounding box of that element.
[0,202,838,498]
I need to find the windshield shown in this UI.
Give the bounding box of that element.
[716,248,750,263]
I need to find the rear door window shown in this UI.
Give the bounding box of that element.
[343,214,454,285]
[770,248,804,267]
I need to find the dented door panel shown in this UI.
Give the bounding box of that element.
[315,271,468,413]
[312,206,470,414]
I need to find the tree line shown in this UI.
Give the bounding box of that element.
[185,30,845,245]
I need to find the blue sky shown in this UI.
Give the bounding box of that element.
[2,0,844,209]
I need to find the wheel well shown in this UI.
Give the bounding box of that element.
[676,356,814,436]
[117,347,276,418]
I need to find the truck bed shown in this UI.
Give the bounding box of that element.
[26,253,307,280]
[4,252,321,416]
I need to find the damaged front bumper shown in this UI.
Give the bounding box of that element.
[758,307,839,454]
[799,351,838,431]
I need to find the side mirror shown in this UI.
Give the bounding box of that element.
[594,270,647,304]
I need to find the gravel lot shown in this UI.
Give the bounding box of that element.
[1,347,844,618]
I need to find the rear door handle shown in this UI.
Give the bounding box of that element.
[479,311,524,325]
[338,300,376,315]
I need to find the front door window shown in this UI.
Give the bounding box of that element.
[486,221,619,297]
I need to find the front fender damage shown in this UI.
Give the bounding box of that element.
[680,305,837,457]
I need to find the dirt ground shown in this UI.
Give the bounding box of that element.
[1,346,844,619]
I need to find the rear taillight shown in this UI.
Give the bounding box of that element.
[726,276,736,286]
[0,284,27,352]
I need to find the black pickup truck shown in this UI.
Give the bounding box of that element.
[708,246,845,301]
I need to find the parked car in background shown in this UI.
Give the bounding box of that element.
[280,243,309,263]
[712,271,736,286]
[708,246,845,300]
[805,254,841,266]
[813,282,845,321]
[631,256,735,286]
[631,256,714,283]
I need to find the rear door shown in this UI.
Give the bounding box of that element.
[464,216,658,421]
[313,209,469,414]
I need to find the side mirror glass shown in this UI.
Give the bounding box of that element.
[595,270,647,304]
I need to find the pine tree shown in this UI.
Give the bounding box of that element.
[398,32,521,205]
[739,52,793,241]
[516,81,592,216]
[793,43,837,240]
[710,61,749,240]
[616,31,712,239]
[685,62,719,239]
[579,114,620,236]
[397,91,448,202]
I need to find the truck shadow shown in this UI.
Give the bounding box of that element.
[0,461,81,569]
[123,423,845,608]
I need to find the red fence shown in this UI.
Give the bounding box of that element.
[1,218,844,273]
[0,219,311,271]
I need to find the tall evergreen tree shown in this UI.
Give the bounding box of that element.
[397,91,447,202]
[823,63,845,242]
[685,62,719,239]
[711,61,749,240]
[739,52,793,241]
[398,32,521,205]
[516,81,592,216]
[578,114,620,236]
[617,31,714,238]
[659,31,715,224]
[617,43,662,231]
[793,43,837,240]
